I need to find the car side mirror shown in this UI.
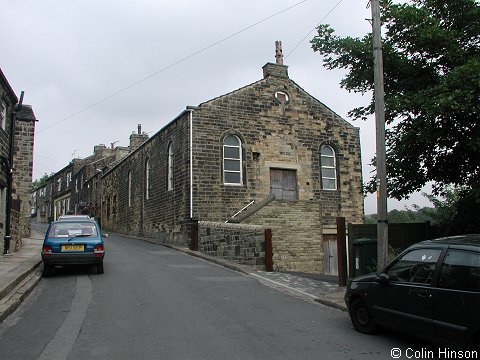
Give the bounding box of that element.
[375,273,390,285]
[102,233,109,238]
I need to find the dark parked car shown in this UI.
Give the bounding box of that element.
[345,234,480,349]
[41,219,107,276]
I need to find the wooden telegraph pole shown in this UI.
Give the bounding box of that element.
[371,0,388,269]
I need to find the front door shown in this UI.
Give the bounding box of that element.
[270,169,297,200]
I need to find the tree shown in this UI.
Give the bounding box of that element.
[32,172,53,190]
[365,206,436,224]
[425,186,480,235]
[311,0,480,201]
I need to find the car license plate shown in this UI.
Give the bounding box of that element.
[61,244,85,252]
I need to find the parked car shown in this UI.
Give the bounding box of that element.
[41,219,107,276]
[345,234,480,350]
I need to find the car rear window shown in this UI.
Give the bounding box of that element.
[48,222,98,238]
[438,249,480,292]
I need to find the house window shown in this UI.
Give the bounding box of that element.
[128,171,132,207]
[145,158,150,200]
[321,145,337,190]
[66,172,72,187]
[57,178,62,192]
[223,135,242,185]
[167,143,174,191]
[0,101,6,130]
[275,91,289,104]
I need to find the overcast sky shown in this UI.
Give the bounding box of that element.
[1,0,432,214]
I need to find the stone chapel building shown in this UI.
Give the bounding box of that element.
[100,47,364,273]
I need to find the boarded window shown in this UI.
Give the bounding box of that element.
[270,169,297,200]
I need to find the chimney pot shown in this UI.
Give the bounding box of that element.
[275,41,283,65]
[138,124,142,135]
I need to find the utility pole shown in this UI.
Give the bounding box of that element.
[371,0,388,269]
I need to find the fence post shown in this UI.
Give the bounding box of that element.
[336,217,348,286]
[265,228,273,272]
[190,220,199,251]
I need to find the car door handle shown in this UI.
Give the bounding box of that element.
[409,288,432,298]
[417,289,432,298]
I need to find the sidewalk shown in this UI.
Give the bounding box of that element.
[0,227,347,323]
[0,226,45,322]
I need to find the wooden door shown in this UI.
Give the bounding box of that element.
[323,234,338,275]
[270,169,297,200]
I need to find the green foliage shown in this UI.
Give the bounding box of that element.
[425,186,480,235]
[32,172,53,190]
[311,0,480,200]
[365,186,480,235]
[365,206,436,224]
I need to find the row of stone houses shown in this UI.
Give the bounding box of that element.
[32,53,365,273]
[31,129,147,223]
[0,67,37,254]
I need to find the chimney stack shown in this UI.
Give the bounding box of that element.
[262,41,289,79]
[130,124,149,152]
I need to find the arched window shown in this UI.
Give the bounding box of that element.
[128,170,132,206]
[223,135,242,185]
[167,143,174,191]
[145,158,150,200]
[321,145,337,190]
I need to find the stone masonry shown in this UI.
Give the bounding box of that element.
[198,221,265,268]
[96,60,364,273]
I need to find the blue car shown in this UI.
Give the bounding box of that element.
[41,219,107,277]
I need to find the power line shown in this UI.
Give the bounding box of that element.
[284,0,345,60]
[36,0,307,135]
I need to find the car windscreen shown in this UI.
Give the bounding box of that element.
[48,222,98,238]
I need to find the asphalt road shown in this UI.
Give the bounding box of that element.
[0,232,433,360]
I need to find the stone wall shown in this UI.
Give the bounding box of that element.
[101,113,191,246]
[64,62,364,273]
[13,113,36,238]
[198,221,265,268]
[244,200,324,272]
[190,63,364,227]
[10,200,21,252]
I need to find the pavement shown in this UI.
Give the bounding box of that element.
[0,223,347,323]
[0,225,46,323]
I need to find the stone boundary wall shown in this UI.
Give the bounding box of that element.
[244,200,324,273]
[198,221,265,268]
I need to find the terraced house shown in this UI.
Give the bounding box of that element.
[0,68,37,254]
[99,53,364,273]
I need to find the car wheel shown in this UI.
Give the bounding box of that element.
[96,263,104,274]
[349,298,378,334]
[43,264,54,278]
